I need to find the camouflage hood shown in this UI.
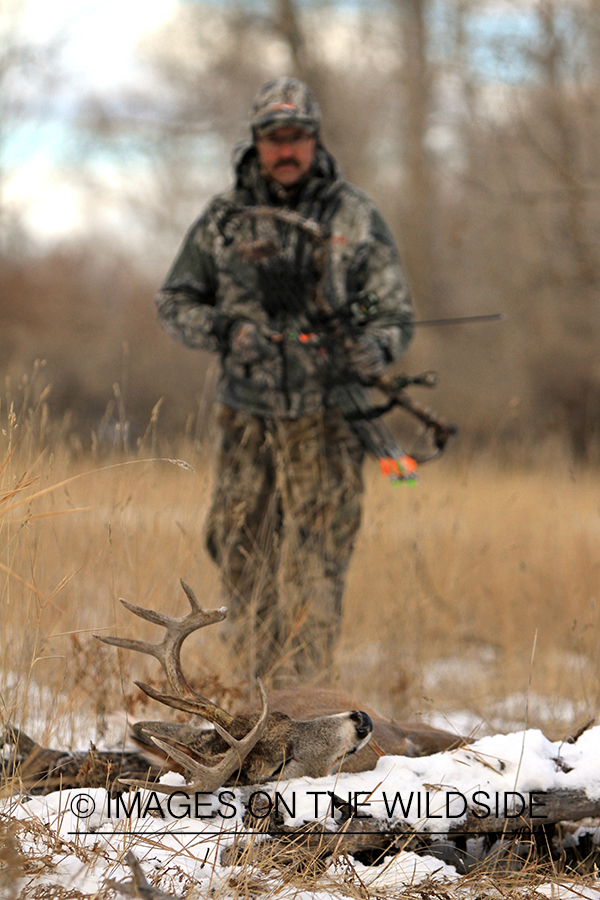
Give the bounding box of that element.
[156,142,413,419]
[250,76,322,138]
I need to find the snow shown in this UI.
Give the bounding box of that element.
[3,725,600,897]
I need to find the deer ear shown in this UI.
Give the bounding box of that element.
[268,741,295,779]
[239,736,295,785]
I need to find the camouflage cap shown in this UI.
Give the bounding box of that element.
[251,77,321,138]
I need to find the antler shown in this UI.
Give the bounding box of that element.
[121,680,270,795]
[96,579,233,727]
[95,579,270,792]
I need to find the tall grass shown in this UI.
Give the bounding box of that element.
[342,457,600,734]
[1,370,599,752]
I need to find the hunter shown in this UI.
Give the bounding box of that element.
[155,77,414,685]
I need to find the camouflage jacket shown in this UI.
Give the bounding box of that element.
[156,143,414,419]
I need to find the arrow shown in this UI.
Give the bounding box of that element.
[414,313,505,327]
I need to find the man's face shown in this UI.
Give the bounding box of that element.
[255,125,317,188]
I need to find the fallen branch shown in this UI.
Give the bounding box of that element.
[221,787,600,868]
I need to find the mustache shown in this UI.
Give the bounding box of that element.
[274,159,300,169]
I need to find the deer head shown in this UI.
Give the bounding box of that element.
[96,580,372,792]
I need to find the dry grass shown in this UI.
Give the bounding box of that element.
[341,455,600,735]
[1,372,600,896]
[1,372,599,746]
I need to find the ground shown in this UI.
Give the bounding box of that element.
[1,391,600,897]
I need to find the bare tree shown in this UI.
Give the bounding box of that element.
[5,0,600,454]
[394,0,438,312]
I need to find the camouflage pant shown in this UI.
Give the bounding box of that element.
[205,405,365,684]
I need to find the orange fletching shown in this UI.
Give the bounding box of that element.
[379,455,418,482]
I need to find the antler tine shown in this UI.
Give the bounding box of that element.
[133,681,233,728]
[179,578,204,612]
[95,580,227,698]
[120,680,270,795]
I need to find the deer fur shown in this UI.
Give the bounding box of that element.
[246,687,465,771]
[131,708,374,784]
[120,587,463,788]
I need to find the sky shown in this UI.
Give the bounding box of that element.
[2,0,179,243]
[2,0,547,247]
[16,0,178,93]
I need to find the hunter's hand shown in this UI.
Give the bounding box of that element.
[230,321,277,364]
[345,333,386,379]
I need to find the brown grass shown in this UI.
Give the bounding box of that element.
[342,456,600,735]
[1,373,599,752]
[1,381,600,892]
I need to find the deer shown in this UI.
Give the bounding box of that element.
[2,580,464,795]
[93,579,464,792]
